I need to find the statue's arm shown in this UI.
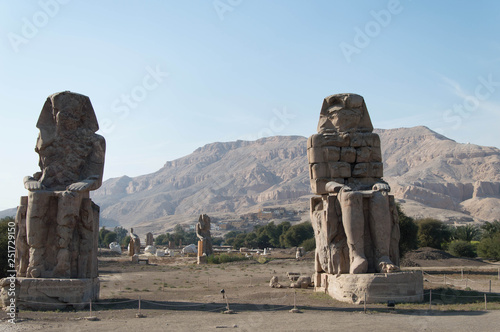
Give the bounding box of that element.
[372,181,390,192]
[23,174,45,191]
[66,175,100,192]
[325,181,352,193]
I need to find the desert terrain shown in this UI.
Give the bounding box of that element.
[2,248,500,332]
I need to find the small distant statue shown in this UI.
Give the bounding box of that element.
[196,214,213,256]
[145,232,154,246]
[128,228,141,256]
[17,91,105,279]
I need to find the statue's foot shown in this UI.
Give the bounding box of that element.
[26,266,42,278]
[377,256,400,273]
[350,255,368,274]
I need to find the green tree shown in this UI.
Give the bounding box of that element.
[244,232,258,248]
[99,227,112,247]
[480,220,500,239]
[417,218,451,249]
[230,233,246,249]
[113,226,128,244]
[477,232,500,260]
[280,222,314,248]
[0,217,15,278]
[103,232,117,247]
[183,231,198,245]
[448,240,477,258]
[300,237,316,252]
[172,224,187,245]
[451,224,481,242]
[212,236,224,246]
[121,235,131,247]
[256,233,271,249]
[155,233,170,245]
[397,204,418,257]
[224,230,242,240]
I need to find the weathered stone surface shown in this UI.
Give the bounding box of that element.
[15,91,104,280]
[290,276,312,289]
[1,278,100,310]
[269,276,284,288]
[196,214,213,257]
[315,271,424,304]
[309,94,400,276]
[5,92,104,309]
[145,232,154,246]
[340,147,356,163]
[129,228,141,256]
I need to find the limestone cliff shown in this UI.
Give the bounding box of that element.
[92,127,500,229]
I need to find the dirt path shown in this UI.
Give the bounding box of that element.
[3,308,499,332]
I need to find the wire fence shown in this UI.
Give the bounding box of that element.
[6,268,500,321]
[422,270,500,293]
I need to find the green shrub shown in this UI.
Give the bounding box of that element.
[417,218,451,249]
[280,222,314,248]
[397,204,418,257]
[207,253,249,264]
[300,237,316,252]
[477,233,500,260]
[448,240,477,258]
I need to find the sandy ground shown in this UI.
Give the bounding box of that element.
[1,250,500,332]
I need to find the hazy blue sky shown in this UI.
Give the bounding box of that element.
[1,0,499,210]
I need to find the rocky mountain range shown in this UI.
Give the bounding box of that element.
[88,126,499,233]
[3,126,498,233]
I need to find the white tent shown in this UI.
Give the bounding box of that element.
[109,242,121,254]
[181,244,197,254]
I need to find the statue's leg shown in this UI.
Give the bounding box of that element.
[369,191,398,272]
[53,193,82,278]
[15,197,29,277]
[25,191,51,278]
[339,191,368,274]
[77,198,94,278]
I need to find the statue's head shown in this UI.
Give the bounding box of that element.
[317,93,373,134]
[36,91,99,149]
[199,214,210,226]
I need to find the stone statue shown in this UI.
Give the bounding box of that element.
[196,214,213,256]
[308,93,400,275]
[2,92,104,309]
[128,228,141,256]
[145,232,154,246]
[17,91,105,279]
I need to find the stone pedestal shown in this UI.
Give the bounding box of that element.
[3,278,99,310]
[314,271,423,304]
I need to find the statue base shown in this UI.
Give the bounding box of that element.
[314,271,423,304]
[1,277,100,310]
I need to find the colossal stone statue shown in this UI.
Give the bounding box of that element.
[308,94,423,305]
[196,214,213,256]
[308,93,399,275]
[128,228,141,256]
[5,91,104,309]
